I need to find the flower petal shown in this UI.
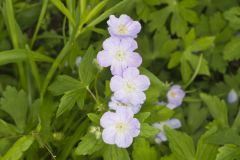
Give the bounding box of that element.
[135,75,150,91]
[127,52,142,68]
[129,118,140,137]
[115,133,133,148]
[110,76,124,92]
[100,112,119,128]
[97,51,112,67]
[103,37,120,51]
[102,127,116,145]
[122,67,139,79]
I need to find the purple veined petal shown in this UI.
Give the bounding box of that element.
[135,75,150,91]
[129,118,140,137]
[110,64,125,76]
[156,132,167,142]
[120,38,138,51]
[113,89,127,103]
[166,118,181,129]
[97,51,112,67]
[119,14,132,24]
[110,76,124,92]
[116,107,134,122]
[131,104,141,114]
[126,52,142,68]
[166,103,177,110]
[170,85,181,90]
[102,127,116,145]
[100,112,119,128]
[103,37,120,51]
[128,21,141,38]
[130,91,146,105]
[122,67,140,79]
[107,15,118,27]
[115,133,133,148]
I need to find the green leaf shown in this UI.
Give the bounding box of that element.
[0,49,53,66]
[1,135,34,160]
[206,128,240,146]
[181,60,192,83]
[132,138,157,160]
[0,119,20,136]
[195,127,218,160]
[50,0,76,27]
[171,13,188,37]
[187,54,210,76]
[135,112,150,123]
[200,93,229,128]
[79,46,97,86]
[165,126,195,160]
[0,86,28,130]
[189,36,215,52]
[49,75,83,96]
[87,113,100,124]
[216,145,240,160]
[223,37,240,61]
[103,145,130,160]
[168,51,182,69]
[75,133,104,155]
[224,7,240,30]
[56,88,85,117]
[140,123,159,138]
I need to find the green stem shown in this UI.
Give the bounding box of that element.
[40,40,73,100]
[30,0,49,48]
[184,54,203,89]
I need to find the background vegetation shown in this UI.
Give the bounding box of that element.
[0,0,240,159]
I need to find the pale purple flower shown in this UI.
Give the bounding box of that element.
[100,108,140,148]
[153,119,181,144]
[110,67,150,105]
[167,85,185,108]
[109,96,141,114]
[107,14,141,38]
[228,89,238,104]
[97,37,142,75]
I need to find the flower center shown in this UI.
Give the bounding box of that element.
[170,91,177,98]
[118,24,128,34]
[124,81,136,93]
[115,50,126,61]
[115,122,128,133]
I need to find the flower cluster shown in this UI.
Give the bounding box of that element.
[153,85,185,143]
[153,119,181,144]
[97,15,150,148]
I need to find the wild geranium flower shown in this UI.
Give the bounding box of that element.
[107,14,141,38]
[100,108,140,148]
[227,89,238,104]
[167,85,185,109]
[97,37,142,75]
[109,96,141,114]
[153,119,181,144]
[110,67,150,105]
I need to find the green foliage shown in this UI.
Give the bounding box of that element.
[216,145,240,160]
[164,126,195,160]
[132,138,157,160]
[200,93,229,128]
[103,145,130,160]
[0,0,239,159]
[0,86,28,130]
[1,135,34,160]
[75,133,104,155]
